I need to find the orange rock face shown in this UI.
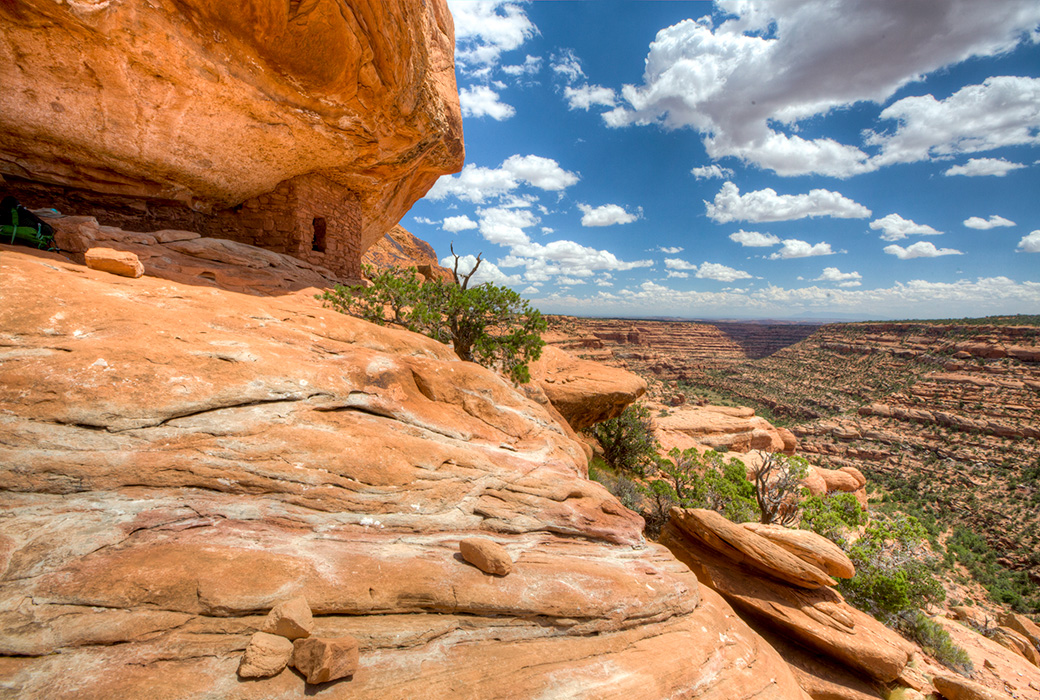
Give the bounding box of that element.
[0,246,807,699]
[0,0,463,257]
[529,345,648,431]
[361,224,454,282]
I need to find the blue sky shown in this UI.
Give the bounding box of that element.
[407,1,1040,320]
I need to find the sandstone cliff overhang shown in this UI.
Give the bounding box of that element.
[0,0,464,277]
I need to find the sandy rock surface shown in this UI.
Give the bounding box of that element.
[0,246,807,699]
[529,345,647,431]
[0,0,463,250]
[655,405,793,454]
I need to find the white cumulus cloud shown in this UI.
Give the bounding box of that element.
[729,229,781,247]
[868,77,1040,166]
[815,267,862,283]
[450,1,537,69]
[600,2,1040,176]
[577,203,642,227]
[964,215,1016,230]
[869,213,943,242]
[769,239,835,259]
[884,242,964,259]
[460,85,516,120]
[697,262,753,282]
[944,157,1028,177]
[653,245,684,254]
[442,215,478,233]
[706,182,870,223]
[1017,231,1040,253]
[664,258,698,270]
[427,155,579,203]
[564,84,617,110]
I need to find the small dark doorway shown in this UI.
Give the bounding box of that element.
[311,217,327,252]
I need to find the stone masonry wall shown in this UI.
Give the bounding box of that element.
[2,174,364,280]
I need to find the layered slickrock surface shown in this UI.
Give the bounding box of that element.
[0,246,807,700]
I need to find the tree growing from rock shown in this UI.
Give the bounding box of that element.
[319,250,546,383]
[753,452,809,526]
[590,403,659,476]
[640,447,759,538]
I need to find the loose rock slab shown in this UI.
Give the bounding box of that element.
[292,636,359,685]
[238,632,294,678]
[261,596,313,641]
[85,247,144,278]
[743,522,855,579]
[459,537,512,576]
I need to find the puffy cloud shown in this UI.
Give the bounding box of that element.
[868,77,1040,166]
[450,1,537,69]
[501,239,653,283]
[1018,231,1040,253]
[476,207,539,247]
[815,267,862,283]
[550,49,585,82]
[666,270,690,279]
[577,203,642,227]
[869,213,943,242]
[501,55,542,76]
[664,258,698,270]
[427,155,579,203]
[442,215,478,232]
[690,164,734,180]
[964,215,1016,230]
[697,262,752,282]
[884,241,963,259]
[705,182,870,223]
[729,229,780,247]
[601,2,1040,176]
[653,245,684,254]
[439,253,524,286]
[944,157,1028,177]
[459,85,516,120]
[769,239,835,259]
[500,154,580,190]
[564,84,617,110]
[521,285,541,295]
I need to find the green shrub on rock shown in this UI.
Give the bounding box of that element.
[319,255,545,384]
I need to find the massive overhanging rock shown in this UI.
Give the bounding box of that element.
[0,0,464,278]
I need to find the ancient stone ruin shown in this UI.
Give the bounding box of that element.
[0,0,464,279]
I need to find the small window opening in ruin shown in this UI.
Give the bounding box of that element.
[312,217,327,252]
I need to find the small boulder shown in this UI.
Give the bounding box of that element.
[85,247,144,278]
[1000,611,1040,651]
[292,636,359,685]
[238,631,294,678]
[932,673,1006,700]
[261,595,313,640]
[459,537,512,576]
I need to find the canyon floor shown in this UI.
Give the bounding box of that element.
[546,315,1040,615]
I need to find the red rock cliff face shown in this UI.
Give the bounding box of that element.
[0,0,464,276]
